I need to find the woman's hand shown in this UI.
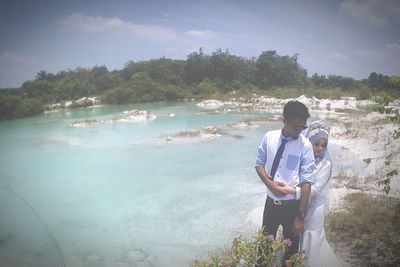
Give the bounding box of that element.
[292,216,305,236]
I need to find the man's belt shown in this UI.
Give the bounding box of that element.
[267,196,298,206]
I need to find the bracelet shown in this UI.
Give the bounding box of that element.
[297,211,306,219]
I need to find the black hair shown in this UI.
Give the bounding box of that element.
[283,101,310,121]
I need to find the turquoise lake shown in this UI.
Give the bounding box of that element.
[0,102,282,267]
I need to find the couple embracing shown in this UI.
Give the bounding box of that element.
[255,101,332,267]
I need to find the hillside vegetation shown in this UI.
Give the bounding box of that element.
[1,48,400,120]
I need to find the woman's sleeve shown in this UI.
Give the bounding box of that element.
[310,160,332,198]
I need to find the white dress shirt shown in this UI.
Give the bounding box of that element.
[255,129,315,200]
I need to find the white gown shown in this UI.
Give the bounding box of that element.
[301,155,332,267]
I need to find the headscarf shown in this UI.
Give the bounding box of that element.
[306,120,330,164]
[306,120,332,216]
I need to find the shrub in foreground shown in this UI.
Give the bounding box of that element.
[193,229,305,267]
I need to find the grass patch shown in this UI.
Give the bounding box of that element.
[326,193,400,266]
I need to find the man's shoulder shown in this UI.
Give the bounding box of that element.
[291,134,313,153]
[265,129,281,137]
[297,133,312,147]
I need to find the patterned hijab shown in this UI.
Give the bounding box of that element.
[306,120,330,164]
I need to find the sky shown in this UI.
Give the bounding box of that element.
[0,0,399,88]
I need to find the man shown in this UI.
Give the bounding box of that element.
[255,100,315,258]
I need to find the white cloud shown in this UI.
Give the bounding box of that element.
[0,52,39,67]
[59,12,124,32]
[385,42,400,53]
[355,48,384,58]
[339,0,387,27]
[180,30,219,53]
[329,53,348,61]
[58,12,178,41]
[355,44,400,60]
[338,0,400,27]
[183,30,218,40]
[162,30,219,58]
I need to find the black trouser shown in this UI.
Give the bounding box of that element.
[262,196,300,259]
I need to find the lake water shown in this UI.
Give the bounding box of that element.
[0,101,368,267]
[0,102,282,267]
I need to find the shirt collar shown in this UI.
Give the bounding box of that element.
[280,130,292,142]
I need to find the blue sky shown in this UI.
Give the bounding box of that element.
[1,0,399,88]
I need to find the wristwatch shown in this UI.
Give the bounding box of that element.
[297,211,306,219]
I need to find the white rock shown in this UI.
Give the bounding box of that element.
[196,100,224,109]
[64,101,73,108]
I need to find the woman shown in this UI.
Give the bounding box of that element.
[282,120,332,267]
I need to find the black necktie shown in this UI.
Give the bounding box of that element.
[270,138,288,179]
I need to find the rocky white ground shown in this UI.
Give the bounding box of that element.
[197,95,400,205]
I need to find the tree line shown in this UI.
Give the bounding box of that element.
[1,48,399,121]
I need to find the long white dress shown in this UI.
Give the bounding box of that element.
[301,155,332,267]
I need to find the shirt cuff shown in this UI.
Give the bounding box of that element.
[255,159,265,166]
[295,187,301,200]
[299,175,314,185]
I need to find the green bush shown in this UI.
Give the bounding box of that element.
[193,229,305,267]
[102,87,133,104]
[0,93,43,120]
[326,193,400,266]
[192,79,219,96]
[356,85,373,100]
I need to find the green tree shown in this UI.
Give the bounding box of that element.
[120,58,185,85]
[192,78,218,96]
[323,75,356,90]
[388,76,400,89]
[311,73,326,87]
[102,86,133,104]
[0,93,20,120]
[367,72,390,89]
[185,48,214,84]
[255,51,306,88]
[36,70,56,81]
[22,79,54,102]
[210,49,237,83]
[370,95,400,194]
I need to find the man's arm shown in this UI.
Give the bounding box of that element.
[255,133,287,197]
[298,182,311,215]
[292,141,315,236]
[292,182,311,236]
[255,165,287,197]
